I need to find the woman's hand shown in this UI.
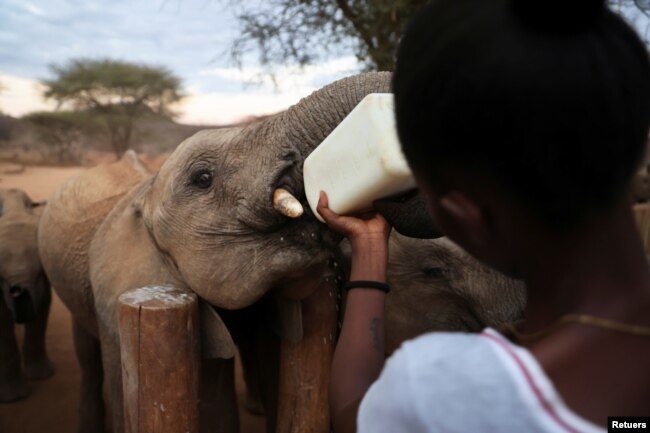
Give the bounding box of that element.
[316,191,392,251]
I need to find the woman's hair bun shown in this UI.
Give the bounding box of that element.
[511,0,606,32]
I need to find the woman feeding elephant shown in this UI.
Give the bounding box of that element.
[323,0,650,432]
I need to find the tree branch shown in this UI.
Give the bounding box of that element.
[335,0,376,52]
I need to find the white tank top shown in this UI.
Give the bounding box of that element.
[357,328,606,433]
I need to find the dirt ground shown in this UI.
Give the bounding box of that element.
[0,162,265,433]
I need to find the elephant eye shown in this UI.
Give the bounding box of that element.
[424,267,445,278]
[190,169,213,189]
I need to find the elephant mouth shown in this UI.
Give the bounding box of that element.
[274,246,347,300]
[275,261,331,299]
[275,214,343,252]
[270,164,343,251]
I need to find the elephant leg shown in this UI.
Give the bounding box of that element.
[0,292,29,403]
[22,283,54,380]
[72,321,106,433]
[238,337,265,416]
[255,323,281,433]
[199,358,239,433]
[99,333,124,433]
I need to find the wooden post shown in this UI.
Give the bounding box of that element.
[276,277,339,433]
[118,285,200,433]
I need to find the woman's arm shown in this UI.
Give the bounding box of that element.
[316,192,392,433]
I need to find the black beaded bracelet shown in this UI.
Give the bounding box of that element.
[342,280,390,293]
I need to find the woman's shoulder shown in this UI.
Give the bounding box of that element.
[358,328,606,433]
[359,329,522,432]
[390,328,518,403]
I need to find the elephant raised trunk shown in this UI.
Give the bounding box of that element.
[280,71,394,157]
[244,72,395,225]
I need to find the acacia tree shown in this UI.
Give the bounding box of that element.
[227,0,650,73]
[42,59,183,156]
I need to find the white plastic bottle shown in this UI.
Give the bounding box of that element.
[303,93,416,222]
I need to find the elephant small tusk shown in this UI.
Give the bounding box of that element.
[273,188,304,218]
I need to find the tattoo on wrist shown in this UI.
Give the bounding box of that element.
[370,317,383,353]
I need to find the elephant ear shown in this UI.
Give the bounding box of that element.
[89,180,177,331]
[20,190,33,208]
[131,176,238,360]
[199,300,237,359]
[30,201,47,219]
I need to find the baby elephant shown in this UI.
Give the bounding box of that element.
[0,188,53,402]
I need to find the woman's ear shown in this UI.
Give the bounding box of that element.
[432,190,492,256]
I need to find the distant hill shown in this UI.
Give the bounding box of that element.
[0,112,224,165]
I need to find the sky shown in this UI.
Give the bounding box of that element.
[0,1,648,125]
[0,0,362,125]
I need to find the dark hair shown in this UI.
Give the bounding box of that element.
[394,0,650,229]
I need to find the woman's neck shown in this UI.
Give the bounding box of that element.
[521,204,650,333]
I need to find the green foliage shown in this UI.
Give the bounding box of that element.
[25,110,92,124]
[43,58,183,117]
[42,58,184,156]
[227,0,650,73]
